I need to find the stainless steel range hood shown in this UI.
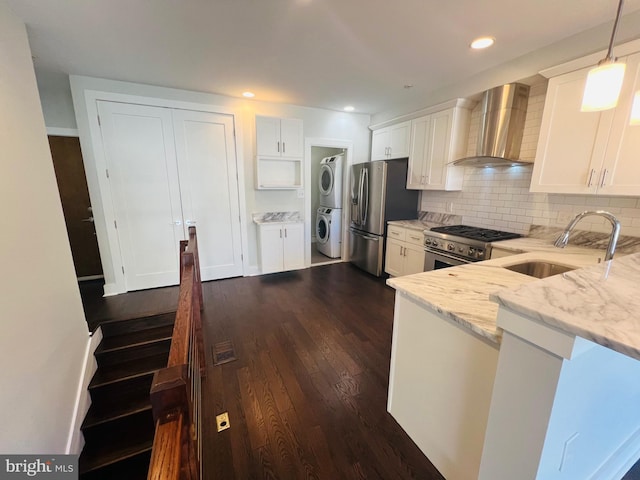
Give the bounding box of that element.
[454,83,531,167]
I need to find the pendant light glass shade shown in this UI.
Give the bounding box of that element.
[580,0,626,112]
[581,60,626,111]
[630,91,640,125]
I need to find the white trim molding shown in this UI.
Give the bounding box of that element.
[46,127,80,137]
[66,327,103,454]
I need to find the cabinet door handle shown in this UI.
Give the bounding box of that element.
[587,168,596,187]
[277,141,280,153]
[280,229,282,238]
[600,169,608,188]
[282,142,286,153]
[284,228,288,238]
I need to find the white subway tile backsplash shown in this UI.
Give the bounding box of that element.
[420,85,640,235]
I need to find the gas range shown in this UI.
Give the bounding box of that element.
[424,225,521,262]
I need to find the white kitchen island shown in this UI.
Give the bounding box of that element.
[386,244,611,480]
[480,253,640,480]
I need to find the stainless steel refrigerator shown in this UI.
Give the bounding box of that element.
[349,158,419,276]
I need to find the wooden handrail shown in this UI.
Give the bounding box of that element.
[148,227,205,480]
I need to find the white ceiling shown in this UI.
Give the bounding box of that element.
[6,0,640,115]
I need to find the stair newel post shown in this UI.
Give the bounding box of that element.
[188,226,204,308]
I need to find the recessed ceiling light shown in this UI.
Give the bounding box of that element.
[470,37,495,50]
[344,106,355,112]
[242,91,255,98]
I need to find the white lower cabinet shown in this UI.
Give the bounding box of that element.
[385,225,425,276]
[257,222,305,274]
[489,246,518,259]
[388,292,499,480]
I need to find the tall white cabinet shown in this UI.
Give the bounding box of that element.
[97,101,243,291]
[531,51,640,196]
[406,100,472,190]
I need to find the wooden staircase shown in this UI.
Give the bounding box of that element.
[79,312,176,480]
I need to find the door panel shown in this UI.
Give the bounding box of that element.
[362,161,387,236]
[49,135,103,278]
[172,109,243,281]
[349,227,383,276]
[98,101,184,291]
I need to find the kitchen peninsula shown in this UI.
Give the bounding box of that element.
[387,241,640,480]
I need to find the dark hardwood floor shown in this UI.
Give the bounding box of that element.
[79,263,640,480]
[201,263,443,480]
[81,264,444,479]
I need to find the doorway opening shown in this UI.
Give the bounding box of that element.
[48,133,104,282]
[307,141,351,267]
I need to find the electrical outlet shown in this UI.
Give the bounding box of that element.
[559,432,579,471]
[297,189,304,198]
[447,202,454,213]
[216,412,230,432]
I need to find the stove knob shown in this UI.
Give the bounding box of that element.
[477,249,484,258]
[458,247,464,253]
[447,243,455,251]
[425,239,432,246]
[469,247,475,255]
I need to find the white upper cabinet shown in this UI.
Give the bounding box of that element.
[255,115,304,189]
[371,120,411,160]
[407,103,471,191]
[256,115,303,158]
[531,52,640,196]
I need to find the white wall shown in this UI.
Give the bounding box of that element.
[0,2,89,453]
[35,70,78,130]
[66,75,370,291]
[421,82,640,237]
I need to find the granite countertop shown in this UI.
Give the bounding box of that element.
[387,219,444,232]
[387,242,606,345]
[493,252,640,361]
[253,211,303,224]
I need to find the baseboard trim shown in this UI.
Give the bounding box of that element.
[78,275,104,282]
[65,327,103,454]
[102,282,120,297]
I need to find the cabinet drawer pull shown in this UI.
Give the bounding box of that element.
[600,168,608,187]
[587,168,596,187]
[409,235,420,241]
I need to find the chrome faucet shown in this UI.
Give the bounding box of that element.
[554,210,621,261]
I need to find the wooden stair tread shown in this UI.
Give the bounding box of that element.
[89,353,168,389]
[97,324,174,353]
[98,311,176,336]
[82,396,152,430]
[79,430,153,474]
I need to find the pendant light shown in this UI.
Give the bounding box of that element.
[581,0,626,112]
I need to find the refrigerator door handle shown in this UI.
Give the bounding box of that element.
[357,168,365,226]
[350,228,379,241]
[362,167,369,226]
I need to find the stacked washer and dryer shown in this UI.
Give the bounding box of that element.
[316,154,343,258]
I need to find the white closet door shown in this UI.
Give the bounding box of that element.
[97,101,184,291]
[172,109,243,281]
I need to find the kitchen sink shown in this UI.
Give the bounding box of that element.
[503,261,575,279]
